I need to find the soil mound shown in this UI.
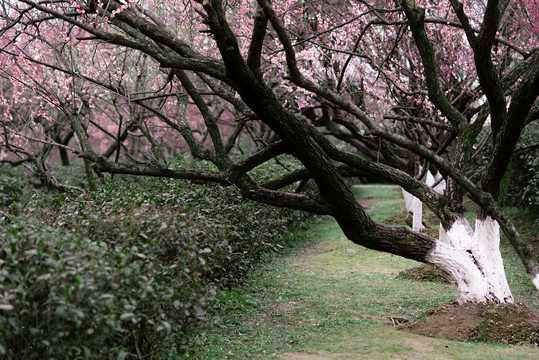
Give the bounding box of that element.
[400,301,539,346]
[395,264,450,283]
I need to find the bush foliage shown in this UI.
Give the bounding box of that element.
[508,121,539,211]
[0,172,311,359]
[0,167,32,209]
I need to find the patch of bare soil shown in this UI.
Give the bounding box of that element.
[382,210,408,225]
[399,301,539,346]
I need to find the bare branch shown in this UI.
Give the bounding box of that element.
[384,115,454,131]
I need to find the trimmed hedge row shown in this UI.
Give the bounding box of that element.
[0,177,311,359]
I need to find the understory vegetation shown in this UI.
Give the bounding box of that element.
[185,185,539,359]
[508,122,539,211]
[1,166,538,359]
[0,162,312,359]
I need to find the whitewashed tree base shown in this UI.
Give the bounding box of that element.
[430,216,513,304]
[533,274,539,290]
[402,169,445,233]
[402,191,425,232]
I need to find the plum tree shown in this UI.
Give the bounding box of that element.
[0,0,538,303]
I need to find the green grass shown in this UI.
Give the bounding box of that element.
[182,185,539,359]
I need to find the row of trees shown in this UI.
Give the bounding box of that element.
[1,0,538,303]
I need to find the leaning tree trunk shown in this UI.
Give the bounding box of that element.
[199,0,537,305]
[401,167,511,303]
[431,216,513,303]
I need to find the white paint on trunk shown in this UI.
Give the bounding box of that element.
[411,196,424,232]
[425,170,435,187]
[428,216,514,304]
[429,240,489,303]
[402,188,413,211]
[402,170,445,233]
[428,171,446,194]
[439,216,473,249]
[401,171,512,303]
[532,273,539,290]
[402,188,424,232]
[471,217,513,302]
[438,222,448,243]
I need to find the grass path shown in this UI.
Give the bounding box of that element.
[184,185,539,359]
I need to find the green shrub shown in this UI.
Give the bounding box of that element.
[30,178,309,286]
[507,122,539,211]
[0,220,206,359]
[0,167,34,209]
[0,175,311,358]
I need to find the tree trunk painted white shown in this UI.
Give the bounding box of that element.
[428,170,445,194]
[403,185,425,232]
[402,170,445,233]
[402,191,425,232]
[430,216,514,304]
[533,274,539,290]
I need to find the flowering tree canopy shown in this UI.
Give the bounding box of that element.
[1,0,538,303]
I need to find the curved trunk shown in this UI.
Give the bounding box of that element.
[431,216,513,304]
[198,0,531,304]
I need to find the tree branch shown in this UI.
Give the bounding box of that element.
[225,141,288,183]
[384,115,454,131]
[246,5,268,78]
[400,0,467,129]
